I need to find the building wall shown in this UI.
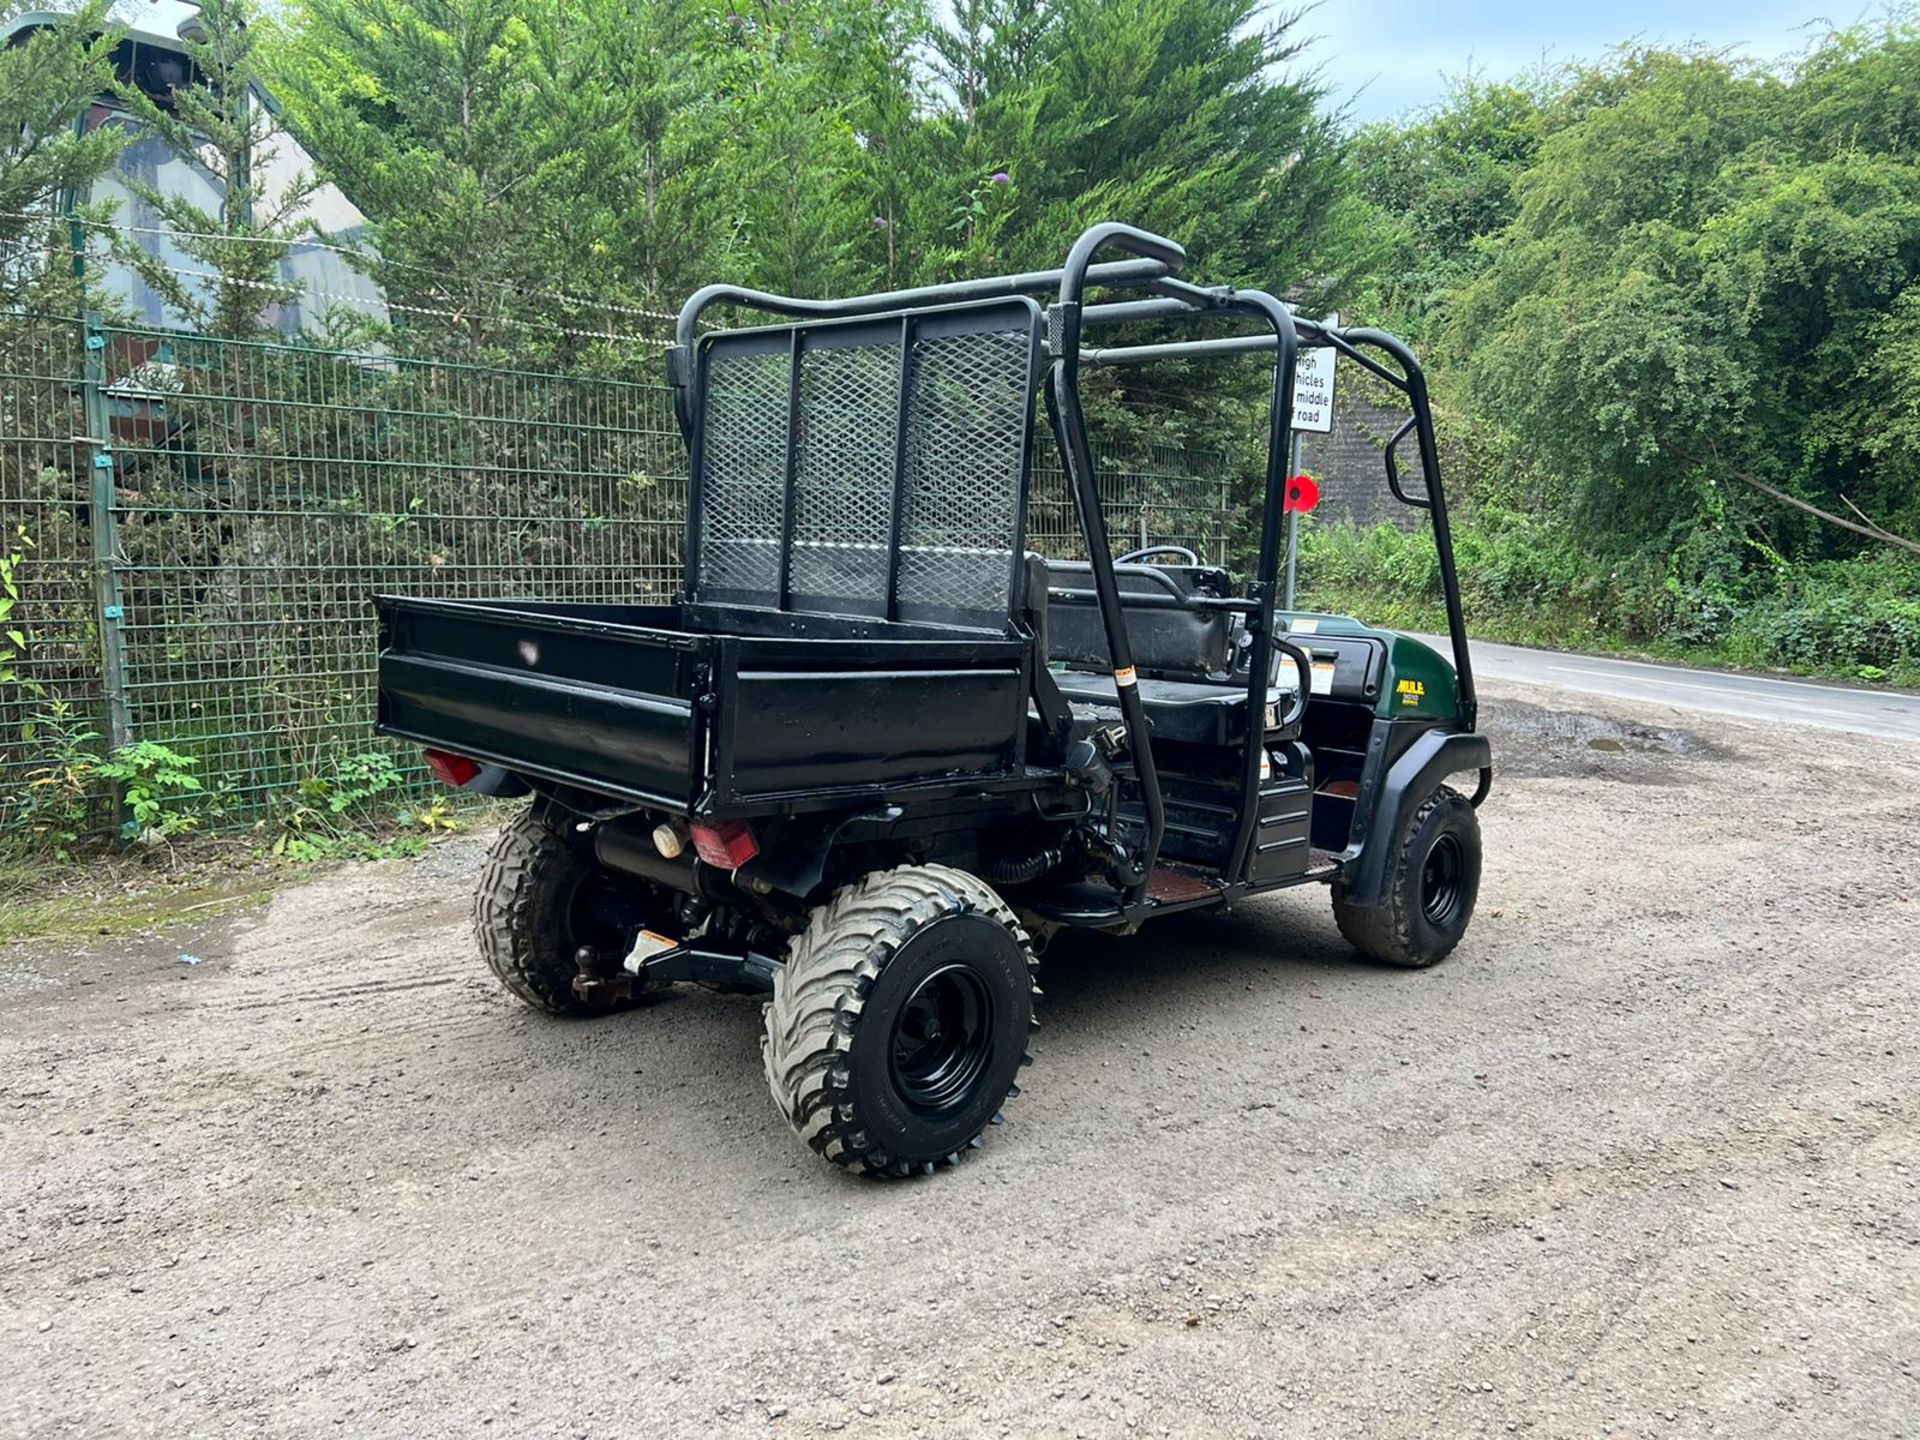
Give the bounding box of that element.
[1294,373,1424,532]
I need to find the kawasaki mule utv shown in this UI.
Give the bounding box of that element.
[375,223,1492,1178]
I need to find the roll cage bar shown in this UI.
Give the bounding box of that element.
[668,223,1476,910]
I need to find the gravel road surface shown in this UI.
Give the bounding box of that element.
[3,678,1916,1439]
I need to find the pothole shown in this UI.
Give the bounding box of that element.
[1482,699,1729,782]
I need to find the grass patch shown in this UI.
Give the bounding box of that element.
[0,847,279,946]
[0,796,499,946]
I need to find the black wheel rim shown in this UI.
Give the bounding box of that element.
[889,963,996,1117]
[566,873,639,961]
[1421,833,1465,928]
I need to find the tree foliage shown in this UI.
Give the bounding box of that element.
[14,0,1917,692]
[1368,28,1920,544]
[271,0,1354,363]
[1346,72,1547,338]
[1336,21,1920,678]
[110,0,321,337]
[276,0,594,357]
[0,0,125,312]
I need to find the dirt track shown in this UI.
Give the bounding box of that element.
[3,678,1916,1439]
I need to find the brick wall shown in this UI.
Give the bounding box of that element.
[1293,372,1424,533]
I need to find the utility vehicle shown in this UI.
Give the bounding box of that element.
[375,223,1492,1178]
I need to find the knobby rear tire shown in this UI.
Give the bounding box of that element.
[763,864,1037,1179]
[474,805,640,1016]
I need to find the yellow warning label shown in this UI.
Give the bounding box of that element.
[631,929,678,964]
[1114,666,1138,688]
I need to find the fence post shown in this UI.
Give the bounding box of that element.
[1216,464,1230,567]
[80,313,130,762]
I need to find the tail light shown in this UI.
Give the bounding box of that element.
[691,819,758,869]
[424,748,480,788]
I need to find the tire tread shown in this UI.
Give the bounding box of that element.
[762,864,1035,1179]
[1332,784,1478,968]
[474,806,628,1016]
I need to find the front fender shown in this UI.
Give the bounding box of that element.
[1339,729,1491,909]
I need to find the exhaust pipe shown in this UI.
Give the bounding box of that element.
[593,822,736,901]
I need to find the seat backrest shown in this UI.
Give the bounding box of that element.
[1042,559,1230,676]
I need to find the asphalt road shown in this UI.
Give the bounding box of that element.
[1414,634,1919,742]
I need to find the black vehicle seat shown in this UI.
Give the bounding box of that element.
[1037,559,1302,746]
[1049,669,1301,745]
[1041,558,1232,677]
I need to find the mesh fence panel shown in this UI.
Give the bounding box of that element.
[2,314,683,836]
[1028,436,1233,564]
[1,311,1230,842]
[106,324,685,825]
[0,316,103,840]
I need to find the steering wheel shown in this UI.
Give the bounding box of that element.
[1115,544,1199,567]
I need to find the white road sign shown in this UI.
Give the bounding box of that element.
[1290,314,1339,434]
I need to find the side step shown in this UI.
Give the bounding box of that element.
[1021,868,1225,927]
[1146,867,1216,904]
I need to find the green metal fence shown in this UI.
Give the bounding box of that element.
[1028,435,1232,563]
[0,313,1232,842]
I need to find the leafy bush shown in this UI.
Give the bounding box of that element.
[16,724,212,853]
[299,750,404,819]
[1728,553,1920,683]
[94,741,204,842]
[19,701,105,855]
[272,751,453,861]
[0,524,33,688]
[1297,511,1920,686]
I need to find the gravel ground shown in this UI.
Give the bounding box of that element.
[2,678,1916,1439]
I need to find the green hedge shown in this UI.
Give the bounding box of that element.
[1297,513,1920,687]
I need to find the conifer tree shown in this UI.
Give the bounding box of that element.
[0,0,126,312]
[279,0,588,360]
[112,0,320,337]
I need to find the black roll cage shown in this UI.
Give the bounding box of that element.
[667,223,1476,906]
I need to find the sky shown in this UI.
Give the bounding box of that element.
[1298,0,1869,121]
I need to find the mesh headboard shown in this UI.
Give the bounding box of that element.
[688,297,1043,631]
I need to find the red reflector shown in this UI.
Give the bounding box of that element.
[424,749,480,788]
[691,819,758,869]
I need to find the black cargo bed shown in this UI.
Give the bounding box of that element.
[376,597,1037,816]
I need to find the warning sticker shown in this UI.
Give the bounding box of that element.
[1310,661,1336,696]
[627,930,678,972]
